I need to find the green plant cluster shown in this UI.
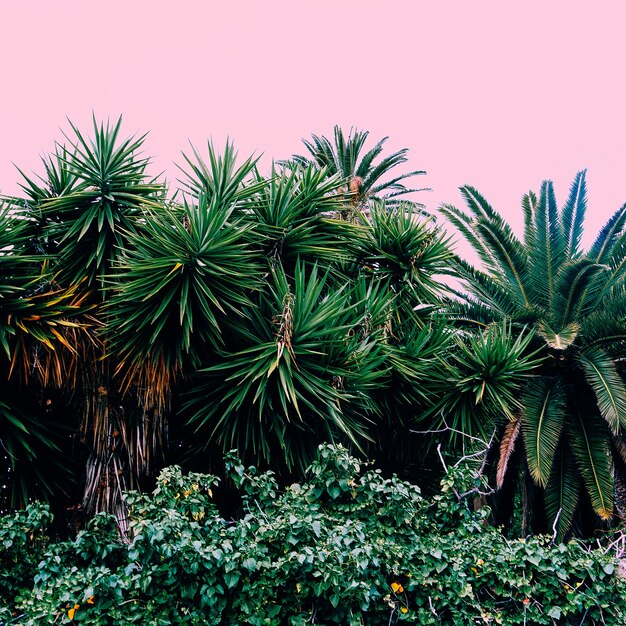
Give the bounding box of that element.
[0,502,52,622]
[3,445,624,625]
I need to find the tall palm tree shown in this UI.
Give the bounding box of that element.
[440,171,626,536]
[286,126,428,217]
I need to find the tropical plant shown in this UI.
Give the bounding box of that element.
[440,170,626,536]
[180,194,454,475]
[0,197,91,511]
[5,116,167,521]
[2,121,454,520]
[286,126,428,217]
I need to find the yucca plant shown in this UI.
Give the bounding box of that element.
[181,180,456,476]
[34,116,165,288]
[0,198,92,510]
[441,171,626,536]
[9,117,168,520]
[246,163,364,271]
[3,121,456,520]
[184,261,389,472]
[358,201,452,308]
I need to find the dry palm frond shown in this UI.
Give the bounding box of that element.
[497,417,521,489]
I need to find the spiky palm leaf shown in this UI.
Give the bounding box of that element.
[521,378,566,487]
[246,164,364,270]
[360,201,452,306]
[0,399,64,511]
[575,347,626,433]
[108,193,261,407]
[184,261,387,472]
[569,413,614,520]
[434,324,542,441]
[35,116,165,287]
[544,442,580,539]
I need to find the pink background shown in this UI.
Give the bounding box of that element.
[1,1,625,250]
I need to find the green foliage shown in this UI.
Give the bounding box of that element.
[435,324,543,441]
[33,116,165,287]
[3,445,625,625]
[246,163,361,269]
[0,502,52,622]
[441,171,626,535]
[184,262,388,471]
[2,119,457,515]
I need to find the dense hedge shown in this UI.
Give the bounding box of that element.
[2,445,625,625]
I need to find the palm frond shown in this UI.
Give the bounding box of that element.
[522,377,566,487]
[561,170,587,259]
[536,321,579,350]
[576,347,626,433]
[589,202,626,264]
[288,126,425,207]
[544,442,580,539]
[569,413,613,520]
[521,190,537,250]
[528,180,565,309]
[554,259,608,325]
[497,417,521,489]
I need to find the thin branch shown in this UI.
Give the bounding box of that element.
[550,508,562,543]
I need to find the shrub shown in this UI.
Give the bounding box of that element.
[3,445,625,624]
[0,502,52,623]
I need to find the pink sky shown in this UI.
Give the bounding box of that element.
[2,1,625,251]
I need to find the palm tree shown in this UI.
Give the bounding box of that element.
[440,171,626,536]
[286,126,429,217]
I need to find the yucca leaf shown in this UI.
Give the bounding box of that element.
[184,261,386,472]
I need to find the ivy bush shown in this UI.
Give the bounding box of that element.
[0,502,51,623]
[2,445,625,625]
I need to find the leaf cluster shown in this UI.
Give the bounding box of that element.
[4,445,625,625]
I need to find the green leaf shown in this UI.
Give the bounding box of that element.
[522,378,566,487]
[576,347,626,433]
[569,414,613,520]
